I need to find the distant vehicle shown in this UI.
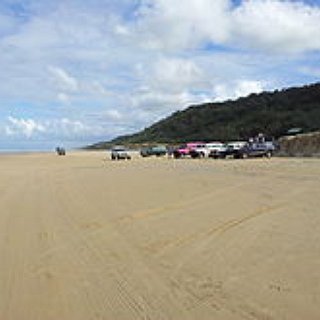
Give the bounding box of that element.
[236,135,276,158]
[56,147,66,156]
[111,146,131,160]
[140,146,167,157]
[205,142,226,158]
[217,141,248,159]
[187,143,208,158]
[173,142,205,158]
[189,142,225,158]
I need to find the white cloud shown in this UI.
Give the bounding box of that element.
[131,0,320,54]
[48,66,79,92]
[105,109,123,121]
[114,24,130,36]
[86,81,110,96]
[5,116,102,139]
[6,116,46,138]
[55,118,89,136]
[57,93,71,104]
[134,0,232,50]
[151,57,203,91]
[130,86,212,119]
[233,0,320,53]
[213,80,264,102]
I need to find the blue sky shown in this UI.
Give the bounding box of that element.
[0,0,319,150]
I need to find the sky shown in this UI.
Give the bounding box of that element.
[0,0,320,150]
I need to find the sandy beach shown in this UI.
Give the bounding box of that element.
[0,151,320,320]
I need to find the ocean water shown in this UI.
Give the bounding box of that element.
[0,140,92,153]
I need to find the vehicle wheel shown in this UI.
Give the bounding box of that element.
[111,155,115,160]
[127,156,131,160]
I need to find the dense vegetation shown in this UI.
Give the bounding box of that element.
[87,83,320,148]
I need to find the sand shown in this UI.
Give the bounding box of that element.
[0,151,320,320]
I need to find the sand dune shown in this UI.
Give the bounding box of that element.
[0,151,320,319]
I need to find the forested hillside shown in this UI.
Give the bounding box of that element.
[87,83,320,148]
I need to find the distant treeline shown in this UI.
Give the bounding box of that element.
[86,82,320,149]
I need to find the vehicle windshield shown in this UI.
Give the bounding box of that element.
[208,144,222,148]
[153,146,166,151]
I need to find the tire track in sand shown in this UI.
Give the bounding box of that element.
[143,203,284,256]
[33,169,196,320]
[142,182,312,257]
[112,178,258,226]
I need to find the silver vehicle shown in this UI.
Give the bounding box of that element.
[111,146,131,160]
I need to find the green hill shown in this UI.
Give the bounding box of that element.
[87,82,320,148]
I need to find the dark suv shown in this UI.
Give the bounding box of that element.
[140,146,167,157]
[236,140,276,158]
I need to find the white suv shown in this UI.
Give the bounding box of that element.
[111,146,131,160]
[189,142,225,158]
[206,142,226,157]
[188,143,208,158]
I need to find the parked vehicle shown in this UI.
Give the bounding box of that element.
[111,146,131,160]
[188,143,208,158]
[189,142,225,158]
[173,142,205,158]
[140,146,167,157]
[56,147,66,156]
[236,137,276,158]
[218,141,248,159]
[207,142,228,158]
[169,134,276,160]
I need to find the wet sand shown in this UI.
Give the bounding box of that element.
[0,151,320,319]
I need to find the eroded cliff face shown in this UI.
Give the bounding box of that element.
[278,131,320,157]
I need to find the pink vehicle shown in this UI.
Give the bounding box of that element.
[173,142,205,158]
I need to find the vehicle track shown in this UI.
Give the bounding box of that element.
[34,169,196,320]
[113,178,261,226]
